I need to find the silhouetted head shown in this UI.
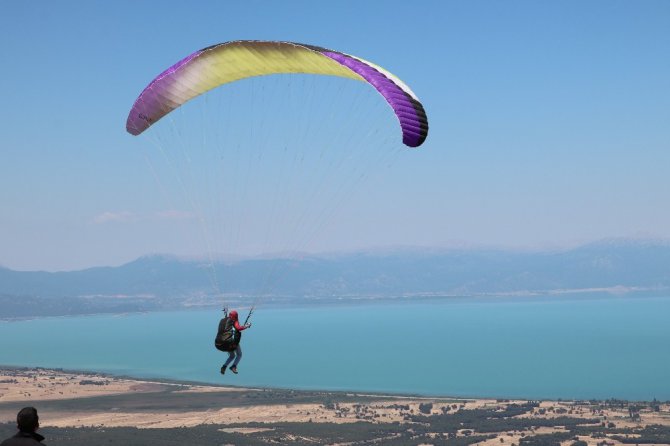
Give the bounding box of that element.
[229,310,238,321]
[17,407,39,433]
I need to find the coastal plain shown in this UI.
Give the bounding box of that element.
[1,367,669,445]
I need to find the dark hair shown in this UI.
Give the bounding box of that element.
[17,407,39,433]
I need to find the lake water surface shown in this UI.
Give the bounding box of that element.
[1,296,669,400]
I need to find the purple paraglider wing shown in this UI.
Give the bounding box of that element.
[126,40,428,147]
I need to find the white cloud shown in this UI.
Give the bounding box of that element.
[92,211,135,224]
[154,210,194,220]
[91,210,194,225]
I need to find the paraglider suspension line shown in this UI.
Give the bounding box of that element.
[243,306,255,326]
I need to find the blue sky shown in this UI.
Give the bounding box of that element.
[1,1,669,271]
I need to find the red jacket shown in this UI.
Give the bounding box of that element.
[229,310,248,331]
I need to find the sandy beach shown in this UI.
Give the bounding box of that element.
[0,367,464,428]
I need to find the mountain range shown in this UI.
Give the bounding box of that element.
[2,238,669,318]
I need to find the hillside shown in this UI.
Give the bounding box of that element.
[2,239,669,318]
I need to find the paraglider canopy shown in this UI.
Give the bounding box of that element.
[125,40,428,319]
[126,40,428,147]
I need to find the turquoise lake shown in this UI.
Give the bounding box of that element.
[1,296,669,400]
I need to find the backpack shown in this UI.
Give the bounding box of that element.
[214,316,241,352]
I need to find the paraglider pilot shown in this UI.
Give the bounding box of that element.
[215,310,251,374]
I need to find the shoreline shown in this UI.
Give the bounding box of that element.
[0,366,472,429]
[2,365,669,410]
[3,361,669,403]
[3,292,669,323]
[0,364,642,404]
[0,364,467,402]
